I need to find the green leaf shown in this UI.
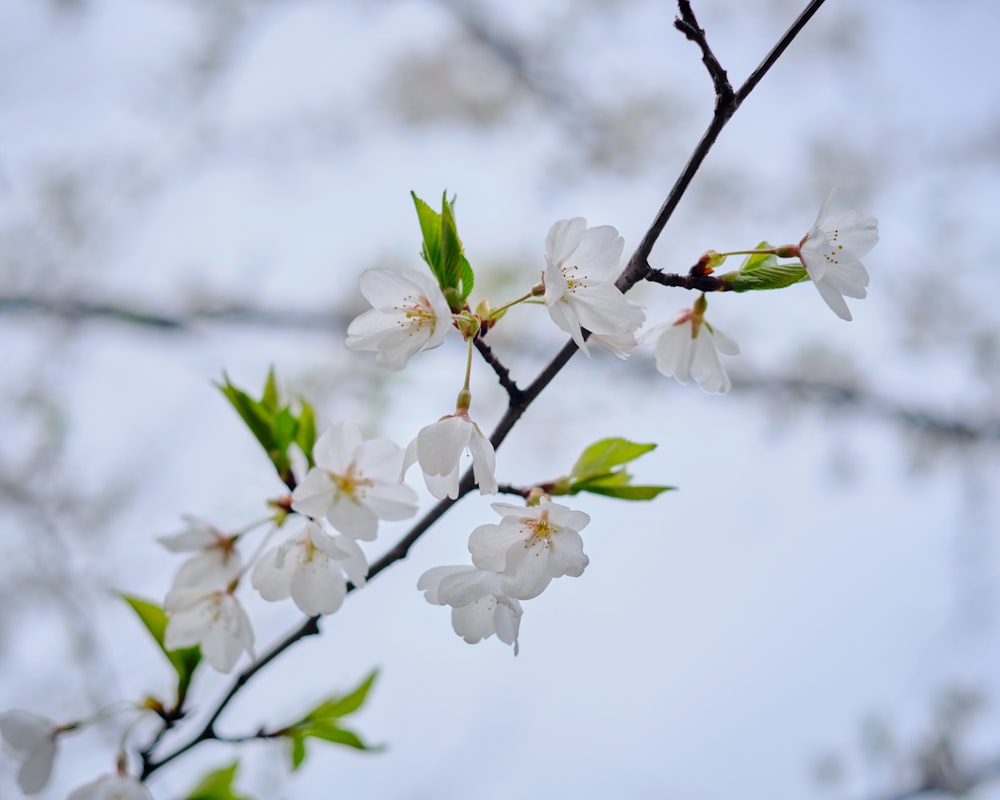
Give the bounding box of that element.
[411,191,442,273]
[218,375,277,455]
[290,736,307,771]
[570,477,675,500]
[272,407,299,452]
[719,242,810,292]
[304,670,378,721]
[302,723,370,750]
[121,594,201,699]
[185,762,252,800]
[296,400,317,467]
[261,367,280,412]
[459,255,475,301]
[570,438,657,480]
[281,669,381,767]
[439,194,463,296]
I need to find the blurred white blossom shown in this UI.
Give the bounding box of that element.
[0,710,57,795]
[164,587,255,673]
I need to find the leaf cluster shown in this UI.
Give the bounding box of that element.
[412,191,475,311]
[277,670,382,770]
[217,368,317,489]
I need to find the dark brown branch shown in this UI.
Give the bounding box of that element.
[474,336,524,403]
[645,267,730,292]
[139,0,829,779]
[675,0,734,108]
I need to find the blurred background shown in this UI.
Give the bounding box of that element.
[2,0,999,798]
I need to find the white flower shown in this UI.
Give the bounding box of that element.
[468,499,590,600]
[157,516,241,590]
[0,710,57,794]
[543,217,645,355]
[346,269,454,369]
[292,422,418,541]
[797,191,878,321]
[252,521,368,616]
[68,774,152,800]
[418,565,522,655]
[164,587,255,673]
[642,307,740,394]
[402,412,498,500]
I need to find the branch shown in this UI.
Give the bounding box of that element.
[674,0,734,108]
[474,335,524,403]
[139,0,829,778]
[0,293,350,332]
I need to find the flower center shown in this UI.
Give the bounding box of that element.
[394,293,436,334]
[522,512,555,551]
[560,262,587,293]
[820,229,847,265]
[329,465,374,501]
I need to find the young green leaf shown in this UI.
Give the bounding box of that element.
[120,594,201,699]
[185,762,252,800]
[295,399,317,467]
[570,438,657,479]
[303,670,378,721]
[261,367,280,412]
[412,191,443,273]
[439,194,463,296]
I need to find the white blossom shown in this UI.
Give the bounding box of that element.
[292,422,418,541]
[642,308,740,394]
[797,191,878,321]
[402,412,498,500]
[345,269,453,369]
[252,521,367,616]
[0,710,57,794]
[163,587,254,673]
[418,565,522,655]
[468,499,590,600]
[157,516,241,590]
[68,774,152,800]
[543,217,645,355]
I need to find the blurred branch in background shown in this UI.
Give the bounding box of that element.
[2,293,997,450]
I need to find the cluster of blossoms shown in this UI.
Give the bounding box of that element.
[0,710,151,798]
[0,192,878,798]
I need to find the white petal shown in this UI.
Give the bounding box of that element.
[417,417,469,476]
[289,555,347,616]
[467,425,498,495]
[312,422,363,473]
[690,333,731,394]
[252,546,294,602]
[290,468,336,519]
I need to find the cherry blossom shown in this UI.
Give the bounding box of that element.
[642,304,740,394]
[252,521,367,616]
[0,710,58,794]
[418,565,522,654]
[542,217,645,355]
[163,586,255,673]
[402,412,497,500]
[794,191,878,321]
[68,774,152,800]
[157,516,241,590]
[345,269,453,369]
[469,499,590,600]
[291,422,418,541]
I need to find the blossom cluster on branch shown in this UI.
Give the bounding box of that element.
[0,2,881,794]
